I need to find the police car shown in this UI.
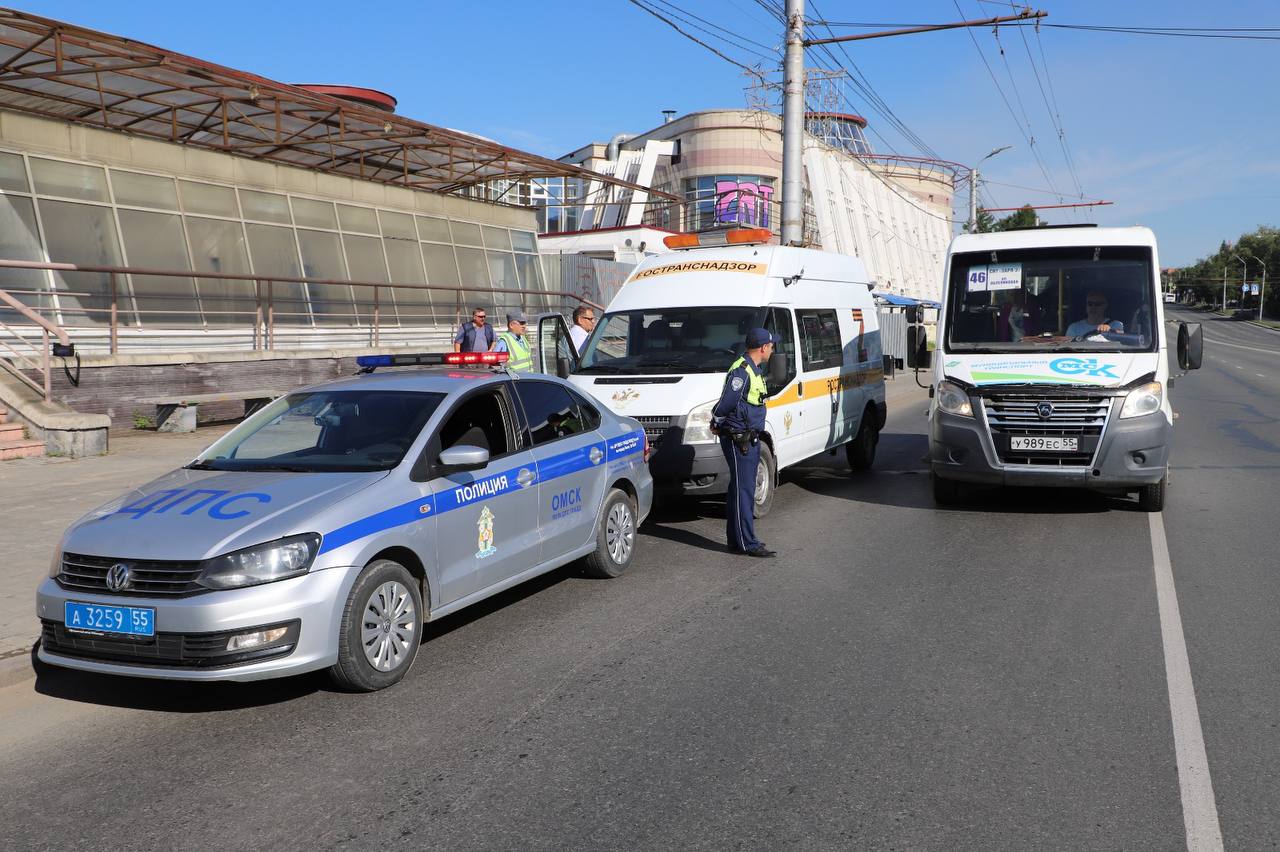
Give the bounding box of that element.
[36,351,652,691]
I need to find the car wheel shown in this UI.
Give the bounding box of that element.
[1138,470,1167,512]
[932,472,963,506]
[582,488,638,579]
[753,441,776,519]
[846,410,879,472]
[328,559,423,692]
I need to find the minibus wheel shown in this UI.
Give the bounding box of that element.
[329,559,423,692]
[1137,469,1167,512]
[754,442,776,519]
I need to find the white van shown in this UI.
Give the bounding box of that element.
[568,229,886,515]
[919,225,1203,511]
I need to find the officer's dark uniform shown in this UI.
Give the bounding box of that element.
[712,331,775,557]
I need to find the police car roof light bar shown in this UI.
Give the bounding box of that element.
[355,351,510,373]
[663,228,773,251]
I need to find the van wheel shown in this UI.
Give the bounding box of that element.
[1138,470,1167,512]
[754,442,776,519]
[846,411,879,471]
[932,472,964,506]
[582,488,637,578]
[328,559,423,692]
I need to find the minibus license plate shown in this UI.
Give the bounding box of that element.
[1011,436,1077,452]
[64,602,155,637]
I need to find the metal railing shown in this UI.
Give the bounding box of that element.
[0,284,73,401]
[0,258,605,399]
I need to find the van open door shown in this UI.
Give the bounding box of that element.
[532,313,580,377]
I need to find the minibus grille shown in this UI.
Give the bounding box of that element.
[57,553,206,597]
[982,393,1112,466]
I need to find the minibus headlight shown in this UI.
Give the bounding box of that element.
[684,399,720,444]
[197,533,321,590]
[1120,381,1163,419]
[936,381,973,417]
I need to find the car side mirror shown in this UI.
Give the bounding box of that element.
[907,326,931,369]
[437,444,490,472]
[768,352,790,387]
[1177,321,1203,370]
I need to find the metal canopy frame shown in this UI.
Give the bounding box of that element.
[0,8,672,200]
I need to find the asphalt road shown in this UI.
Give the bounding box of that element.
[1,313,1276,850]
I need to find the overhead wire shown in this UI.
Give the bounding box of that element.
[624,0,772,75]
[641,0,780,57]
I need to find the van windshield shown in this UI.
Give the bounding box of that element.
[577,306,761,374]
[945,245,1157,353]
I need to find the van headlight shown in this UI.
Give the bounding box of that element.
[1120,381,1163,419]
[197,533,321,590]
[936,381,973,417]
[683,399,720,444]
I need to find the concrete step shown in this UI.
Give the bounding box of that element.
[0,423,24,441]
[0,405,8,422]
[0,438,45,461]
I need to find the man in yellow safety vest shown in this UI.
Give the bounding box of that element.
[493,311,534,372]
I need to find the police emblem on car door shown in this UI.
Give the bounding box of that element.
[428,386,540,602]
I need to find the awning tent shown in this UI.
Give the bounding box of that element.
[0,7,671,200]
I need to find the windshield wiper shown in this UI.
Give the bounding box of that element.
[184,460,222,470]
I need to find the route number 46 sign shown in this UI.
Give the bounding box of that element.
[967,263,1023,293]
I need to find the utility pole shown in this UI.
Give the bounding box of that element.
[781,0,805,246]
[1256,258,1268,322]
[967,145,1012,232]
[779,9,1047,243]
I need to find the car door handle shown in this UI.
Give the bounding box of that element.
[517,468,536,487]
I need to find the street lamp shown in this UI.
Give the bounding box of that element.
[968,145,1013,232]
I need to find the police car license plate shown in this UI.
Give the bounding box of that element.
[1010,436,1077,452]
[64,602,155,638]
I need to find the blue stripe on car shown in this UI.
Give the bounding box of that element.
[318,430,644,554]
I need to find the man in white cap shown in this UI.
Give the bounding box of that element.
[492,311,534,372]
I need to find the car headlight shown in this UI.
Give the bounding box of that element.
[936,381,973,417]
[49,546,63,579]
[683,398,720,444]
[197,533,321,590]
[1120,381,1163,419]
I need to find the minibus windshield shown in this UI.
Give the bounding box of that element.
[578,306,761,374]
[190,390,445,472]
[945,246,1157,353]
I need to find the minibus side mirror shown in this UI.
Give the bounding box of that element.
[768,352,790,387]
[907,326,931,369]
[437,444,490,472]
[905,305,920,324]
[1177,322,1203,370]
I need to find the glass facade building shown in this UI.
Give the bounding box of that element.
[0,148,548,330]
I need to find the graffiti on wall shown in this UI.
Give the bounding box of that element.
[714,179,774,228]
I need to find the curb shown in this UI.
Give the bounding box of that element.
[0,644,37,690]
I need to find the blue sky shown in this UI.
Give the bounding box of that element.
[13,0,1279,265]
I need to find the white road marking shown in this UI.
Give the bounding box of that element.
[1149,512,1224,851]
[1198,336,1280,357]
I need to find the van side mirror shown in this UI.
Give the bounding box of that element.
[556,356,572,379]
[1177,321,1203,370]
[905,305,920,324]
[907,326,931,369]
[437,444,490,472]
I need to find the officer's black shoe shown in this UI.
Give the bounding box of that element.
[745,546,776,558]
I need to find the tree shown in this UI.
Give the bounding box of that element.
[967,204,1045,233]
[1178,226,1279,315]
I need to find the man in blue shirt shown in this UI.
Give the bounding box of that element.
[453,307,495,353]
[712,327,777,558]
[1066,291,1125,338]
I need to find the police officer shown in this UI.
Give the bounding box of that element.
[712,327,777,558]
[493,310,534,372]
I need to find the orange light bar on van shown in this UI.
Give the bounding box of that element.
[662,228,774,250]
[724,228,773,245]
[663,233,701,249]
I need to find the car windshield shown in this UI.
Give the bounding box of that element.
[577,306,760,374]
[190,390,445,473]
[945,245,1157,353]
